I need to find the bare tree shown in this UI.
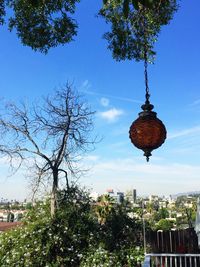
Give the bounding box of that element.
[0,84,95,216]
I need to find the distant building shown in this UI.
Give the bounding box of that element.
[105,189,124,204]
[106,189,114,196]
[133,189,137,203]
[0,209,25,222]
[159,200,168,208]
[149,195,159,202]
[125,188,137,203]
[116,192,124,204]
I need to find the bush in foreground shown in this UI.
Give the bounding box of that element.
[0,187,144,266]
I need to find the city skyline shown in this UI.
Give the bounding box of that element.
[0,0,200,200]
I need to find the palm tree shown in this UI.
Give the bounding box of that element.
[95,194,115,225]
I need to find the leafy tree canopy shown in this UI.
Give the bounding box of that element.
[0,0,178,56]
[0,0,80,53]
[100,0,179,62]
[155,218,174,231]
[153,207,169,222]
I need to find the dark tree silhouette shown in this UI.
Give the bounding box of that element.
[0,84,95,216]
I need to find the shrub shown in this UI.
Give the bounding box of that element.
[80,247,121,267]
[0,187,144,266]
[0,188,98,267]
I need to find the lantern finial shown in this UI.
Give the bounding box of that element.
[144,150,152,162]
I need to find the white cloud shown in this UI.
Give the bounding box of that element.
[100,97,109,107]
[99,108,124,122]
[80,80,91,92]
[84,89,141,104]
[168,126,200,139]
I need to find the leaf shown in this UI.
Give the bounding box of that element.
[138,0,153,9]
[29,0,40,8]
[145,0,154,8]
[138,0,145,6]
[123,0,130,19]
[103,0,108,5]
[132,0,139,10]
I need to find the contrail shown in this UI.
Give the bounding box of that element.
[84,89,142,104]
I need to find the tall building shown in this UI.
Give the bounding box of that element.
[125,189,137,203]
[133,189,137,203]
[116,192,124,204]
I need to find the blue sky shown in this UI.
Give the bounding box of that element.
[1,0,200,200]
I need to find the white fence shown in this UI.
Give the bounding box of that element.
[143,253,200,267]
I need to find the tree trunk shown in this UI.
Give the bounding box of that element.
[51,169,58,217]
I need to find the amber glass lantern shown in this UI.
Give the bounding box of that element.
[129,99,166,161]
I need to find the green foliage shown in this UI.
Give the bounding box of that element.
[25,202,32,210]
[135,207,143,218]
[155,218,174,231]
[80,247,121,267]
[7,0,80,53]
[0,0,5,25]
[81,246,144,267]
[103,0,155,11]
[100,204,143,251]
[0,188,98,267]
[95,194,143,251]
[100,0,178,61]
[95,194,115,224]
[121,247,144,266]
[153,207,169,221]
[0,0,178,56]
[0,186,144,266]
[175,196,187,208]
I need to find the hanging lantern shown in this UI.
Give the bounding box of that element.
[129,47,167,161]
[129,99,166,162]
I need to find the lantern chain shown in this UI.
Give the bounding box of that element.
[144,44,150,104]
[142,8,150,105]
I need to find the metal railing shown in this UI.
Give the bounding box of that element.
[143,253,200,267]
